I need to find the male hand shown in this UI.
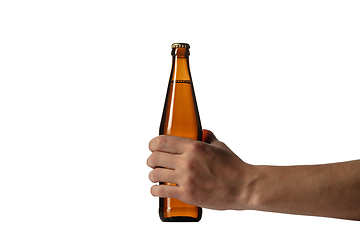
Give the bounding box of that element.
[148,130,360,220]
[147,130,254,210]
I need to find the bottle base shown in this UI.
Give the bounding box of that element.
[160,216,200,222]
[159,207,202,222]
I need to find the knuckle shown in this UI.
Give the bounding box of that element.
[187,141,205,154]
[178,172,201,203]
[182,186,197,203]
[182,156,198,171]
[182,172,196,186]
[185,159,195,170]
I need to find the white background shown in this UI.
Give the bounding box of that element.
[1,0,359,239]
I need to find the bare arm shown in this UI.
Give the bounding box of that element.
[250,161,360,220]
[147,130,360,220]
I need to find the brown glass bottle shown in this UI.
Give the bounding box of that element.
[159,43,202,222]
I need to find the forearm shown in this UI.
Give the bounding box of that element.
[246,160,360,220]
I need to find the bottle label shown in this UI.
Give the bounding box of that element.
[170,80,191,84]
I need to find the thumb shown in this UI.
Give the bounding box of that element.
[202,129,218,144]
[203,129,232,150]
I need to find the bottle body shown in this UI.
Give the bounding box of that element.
[158,43,202,222]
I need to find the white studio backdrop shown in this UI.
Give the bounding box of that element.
[1,0,359,239]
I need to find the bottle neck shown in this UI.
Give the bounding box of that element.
[170,47,191,81]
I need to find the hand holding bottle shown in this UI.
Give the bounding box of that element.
[148,130,254,211]
[148,130,360,220]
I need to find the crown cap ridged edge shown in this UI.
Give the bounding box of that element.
[171,43,190,49]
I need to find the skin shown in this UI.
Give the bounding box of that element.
[147,130,360,221]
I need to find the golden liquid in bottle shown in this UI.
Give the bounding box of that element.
[159,44,202,222]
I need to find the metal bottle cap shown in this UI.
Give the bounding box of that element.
[171,43,190,49]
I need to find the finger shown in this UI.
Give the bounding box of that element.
[150,184,180,199]
[147,151,179,169]
[149,135,193,154]
[149,168,179,184]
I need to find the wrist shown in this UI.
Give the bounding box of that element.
[234,163,263,211]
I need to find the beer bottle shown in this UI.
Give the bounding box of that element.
[158,43,202,222]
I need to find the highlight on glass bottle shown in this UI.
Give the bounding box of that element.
[158,43,202,222]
